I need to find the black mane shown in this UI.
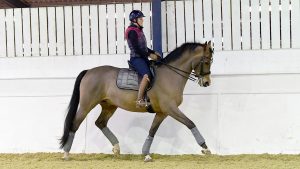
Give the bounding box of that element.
[161,42,205,64]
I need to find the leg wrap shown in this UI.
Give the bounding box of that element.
[191,127,205,146]
[142,136,154,155]
[63,132,75,152]
[101,127,119,145]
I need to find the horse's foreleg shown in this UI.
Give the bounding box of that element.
[95,103,119,156]
[164,104,211,155]
[143,113,167,162]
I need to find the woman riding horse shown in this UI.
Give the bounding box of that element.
[125,10,161,107]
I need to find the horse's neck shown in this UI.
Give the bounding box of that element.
[157,54,193,93]
[173,54,193,74]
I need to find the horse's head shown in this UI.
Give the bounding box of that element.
[192,41,214,87]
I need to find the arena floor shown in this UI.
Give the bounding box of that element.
[1,153,300,169]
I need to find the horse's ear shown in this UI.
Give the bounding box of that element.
[208,41,211,46]
[207,41,214,54]
[204,41,208,45]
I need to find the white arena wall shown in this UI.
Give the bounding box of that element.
[1,49,300,155]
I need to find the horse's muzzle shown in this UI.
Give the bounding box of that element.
[198,77,211,87]
[203,82,210,87]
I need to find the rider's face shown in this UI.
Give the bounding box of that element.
[137,17,144,26]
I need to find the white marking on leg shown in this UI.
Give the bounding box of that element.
[201,148,212,155]
[112,143,120,156]
[62,152,70,160]
[144,155,153,162]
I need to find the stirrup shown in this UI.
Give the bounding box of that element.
[136,99,150,108]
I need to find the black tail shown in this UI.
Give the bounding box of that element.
[60,70,88,149]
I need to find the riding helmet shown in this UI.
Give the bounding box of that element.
[129,10,145,22]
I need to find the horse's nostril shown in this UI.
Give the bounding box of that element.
[204,82,209,87]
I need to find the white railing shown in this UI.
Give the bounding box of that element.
[162,0,300,52]
[0,0,299,57]
[0,2,152,57]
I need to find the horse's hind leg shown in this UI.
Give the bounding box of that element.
[63,106,91,160]
[143,113,167,162]
[95,103,120,155]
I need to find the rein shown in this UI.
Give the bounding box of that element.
[156,54,212,82]
[154,44,213,82]
[156,60,199,82]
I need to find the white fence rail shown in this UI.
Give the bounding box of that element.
[0,0,300,57]
[0,2,152,57]
[162,0,300,52]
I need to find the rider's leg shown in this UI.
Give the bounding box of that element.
[136,74,150,107]
[130,57,152,107]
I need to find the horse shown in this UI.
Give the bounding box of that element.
[60,41,214,162]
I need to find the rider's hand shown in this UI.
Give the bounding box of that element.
[149,53,158,61]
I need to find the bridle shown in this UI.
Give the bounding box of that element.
[157,60,199,81]
[197,55,213,78]
[156,51,213,83]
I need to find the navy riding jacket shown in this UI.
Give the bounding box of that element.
[125,24,154,58]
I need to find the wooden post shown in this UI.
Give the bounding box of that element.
[152,0,162,57]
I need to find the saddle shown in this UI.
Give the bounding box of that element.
[116,61,156,113]
[116,60,156,91]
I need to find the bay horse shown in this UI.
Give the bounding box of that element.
[60,41,214,162]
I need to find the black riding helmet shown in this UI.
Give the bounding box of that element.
[129,10,145,22]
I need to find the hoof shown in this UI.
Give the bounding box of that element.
[201,148,211,155]
[112,144,120,156]
[62,152,70,160]
[144,155,153,162]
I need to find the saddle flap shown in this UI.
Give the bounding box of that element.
[117,69,139,91]
[117,61,156,91]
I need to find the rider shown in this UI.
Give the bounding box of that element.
[125,10,161,108]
